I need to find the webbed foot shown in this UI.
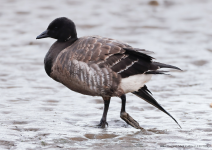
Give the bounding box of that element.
[120,112,143,129]
[97,119,108,128]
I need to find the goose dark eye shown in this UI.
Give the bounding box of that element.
[54,27,58,29]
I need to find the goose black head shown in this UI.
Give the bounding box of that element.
[36,17,77,42]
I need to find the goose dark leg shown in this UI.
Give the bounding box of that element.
[97,97,111,128]
[120,94,143,129]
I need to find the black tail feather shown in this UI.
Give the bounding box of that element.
[152,62,182,71]
[145,70,169,74]
[132,86,181,128]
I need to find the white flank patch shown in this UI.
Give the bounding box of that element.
[120,74,152,93]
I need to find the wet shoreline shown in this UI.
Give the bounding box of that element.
[0,0,212,149]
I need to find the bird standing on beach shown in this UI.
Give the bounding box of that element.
[36,17,181,129]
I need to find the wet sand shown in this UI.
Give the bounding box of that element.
[0,0,212,149]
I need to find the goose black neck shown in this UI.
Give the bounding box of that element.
[57,30,78,42]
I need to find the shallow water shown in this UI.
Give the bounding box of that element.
[0,0,212,149]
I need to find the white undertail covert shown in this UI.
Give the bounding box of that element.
[120,74,152,93]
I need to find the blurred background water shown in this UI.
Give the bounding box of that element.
[0,0,212,149]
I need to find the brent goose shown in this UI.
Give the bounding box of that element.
[36,17,181,129]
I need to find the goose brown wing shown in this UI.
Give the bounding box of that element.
[103,48,154,78]
[66,36,155,78]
